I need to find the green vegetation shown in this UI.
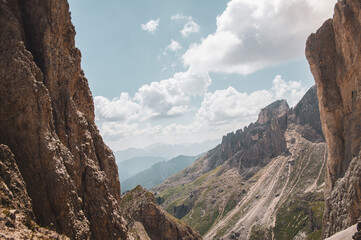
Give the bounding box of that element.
[159,166,226,235]
[306,230,322,240]
[183,200,220,235]
[222,194,237,218]
[273,193,323,240]
[249,225,272,240]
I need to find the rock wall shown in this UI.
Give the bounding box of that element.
[121,186,202,240]
[306,0,361,237]
[0,144,70,239]
[0,0,127,239]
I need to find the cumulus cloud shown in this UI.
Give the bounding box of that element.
[134,78,190,118]
[141,18,160,33]
[94,93,141,122]
[183,0,335,74]
[196,75,306,125]
[95,70,211,121]
[166,39,182,52]
[171,14,200,37]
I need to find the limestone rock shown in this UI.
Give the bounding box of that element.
[121,186,202,240]
[0,0,127,239]
[0,144,69,239]
[0,145,32,215]
[306,0,361,237]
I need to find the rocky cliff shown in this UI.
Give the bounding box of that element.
[121,186,202,240]
[0,144,69,239]
[154,86,327,239]
[0,0,128,238]
[0,0,202,239]
[306,0,361,237]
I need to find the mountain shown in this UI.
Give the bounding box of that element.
[0,0,201,239]
[114,140,219,162]
[153,86,327,239]
[306,0,361,238]
[121,155,199,192]
[118,156,167,182]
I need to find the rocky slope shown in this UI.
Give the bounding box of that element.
[306,0,361,237]
[121,186,202,240]
[154,86,327,239]
[0,0,201,239]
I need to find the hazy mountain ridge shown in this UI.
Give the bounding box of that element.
[121,155,199,192]
[115,140,219,162]
[118,156,167,182]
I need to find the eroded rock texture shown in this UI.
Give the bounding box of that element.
[121,186,202,240]
[0,0,128,239]
[306,0,361,237]
[0,144,69,239]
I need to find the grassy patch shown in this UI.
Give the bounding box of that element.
[306,230,322,240]
[222,194,237,218]
[249,225,272,240]
[273,193,323,240]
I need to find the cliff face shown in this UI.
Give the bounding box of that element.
[306,0,361,237]
[0,0,127,239]
[205,99,289,175]
[121,186,202,240]
[0,144,69,239]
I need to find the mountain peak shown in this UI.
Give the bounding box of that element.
[257,99,289,124]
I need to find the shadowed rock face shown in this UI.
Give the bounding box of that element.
[306,0,361,237]
[121,186,202,240]
[0,0,128,239]
[0,144,70,239]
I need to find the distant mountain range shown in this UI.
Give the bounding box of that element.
[118,156,167,182]
[121,155,200,193]
[114,140,219,163]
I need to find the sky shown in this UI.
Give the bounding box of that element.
[68,0,336,151]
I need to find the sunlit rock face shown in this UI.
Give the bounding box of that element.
[306,0,361,237]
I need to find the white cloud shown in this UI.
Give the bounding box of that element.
[96,74,307,151]
[171,14,200,37]
[141,18,160,33]
[171,14,191,21]
[196,75,306,125]
[182,0,336,74]
[166,39,182,52]
[181,20,200,37]
[174,70,211,96]
[95,70,211,121]
[134,78,191,118]
[94,93,141,122]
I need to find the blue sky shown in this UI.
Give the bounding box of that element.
[68,0,335,151]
